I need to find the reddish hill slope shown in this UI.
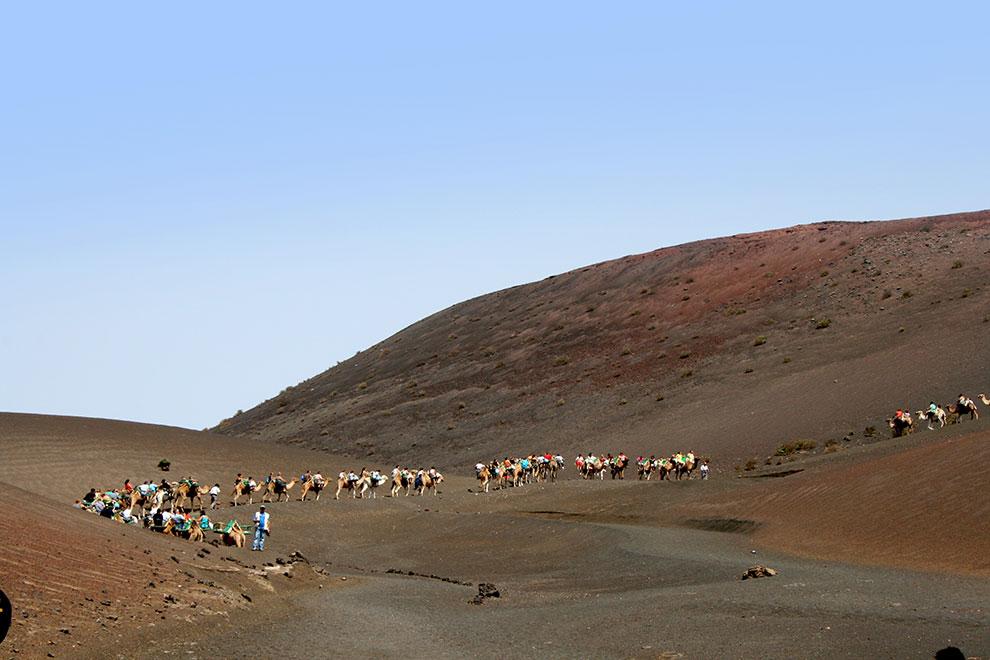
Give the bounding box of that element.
[216,211,990,466]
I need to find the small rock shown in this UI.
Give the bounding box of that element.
[741,565,778,580]
[477,583,500,598]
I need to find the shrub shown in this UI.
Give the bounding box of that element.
[782,357,792,364]
[158,459,171,471]
[775,439,817,456]
[952,260,963,269]
[679,352,692,359]
[744,458,758,471]
[620,347,632,356]
[882,289,892,299]
[864,426,877,437]
[961,288,972,298]
[901,290,913,299]
[815,318,831,329]
[358,382,368,390]
[618,398,628,406]
[554,356,569,366]
[681,370,693,378]
[753,336,767,346]
[556,399,565,407]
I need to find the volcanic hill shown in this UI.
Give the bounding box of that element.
[216,210,990,467]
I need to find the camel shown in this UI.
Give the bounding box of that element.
[299,476,327,501]
[887,415,914,437]
[231,479,262,506]
[916,407,947,430]
[417,470,443,496]
[352,469,385,499]
[545,456,564,482]
[502,462,524,488]
[610,455,629,480]
[129,488,154,515]
[476,465,492,493]
[220,521,246,547]
[336,471,368,500]
[582,458,606,480]
[164,518,203,542]
[946,399,979,422]
[637,459,654,480]
[673,455,698,480]
[656,459,674,481]
[391,470,414,497]
[174,480,209,511]
[263,478,297,503]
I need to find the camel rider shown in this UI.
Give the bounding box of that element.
[687,452,695,463]
[895,410,903,420]
[248,477,257,490]
[348,471,358,483]
[929,401,938,416]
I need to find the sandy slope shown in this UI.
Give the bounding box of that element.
[2,413,988,658]
[216,211,990,470]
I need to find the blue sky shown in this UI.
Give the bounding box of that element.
[2,2,988,429]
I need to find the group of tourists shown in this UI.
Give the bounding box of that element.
[575,452,632,479]
[335,467,390,499]
[386,466,444,497]
[890,393,985,436]
[76,481,257,548]
[231,470,329,505]
[474,454,566,492]
[636,452,708,480]
[574,451,706,481]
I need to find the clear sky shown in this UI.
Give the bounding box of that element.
[2,2,988,429]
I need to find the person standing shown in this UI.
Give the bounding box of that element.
[253,505,270,551]
[209,483,221,510]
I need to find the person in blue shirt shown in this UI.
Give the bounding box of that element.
[252,506,271,551]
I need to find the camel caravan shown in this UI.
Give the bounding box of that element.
[576,452,633,480]
[474,454,566,493]
[636,452,708,481]
[231,471,329,505]
[888,393,986,437]
[76,482,250,548]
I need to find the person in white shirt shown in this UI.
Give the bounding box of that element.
[208,484,221,509]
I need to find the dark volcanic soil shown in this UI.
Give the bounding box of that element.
[1,413,988,658]
[215,211,990,471]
